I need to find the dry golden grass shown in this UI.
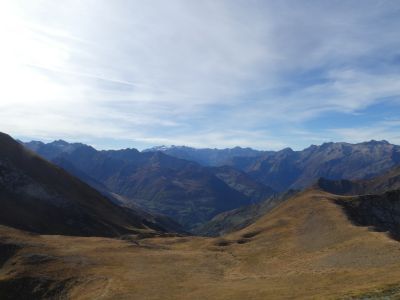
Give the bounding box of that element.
[2,189,400,299]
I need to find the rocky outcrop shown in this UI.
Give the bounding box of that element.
[335,190,400,240]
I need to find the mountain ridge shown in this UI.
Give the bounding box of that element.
[142,140,400,192]
[143,145,267,166]
[316,165,400,196]
[234,140,400,191]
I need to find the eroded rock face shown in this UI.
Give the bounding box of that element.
[335,190,400,240]
[0,241,21,268]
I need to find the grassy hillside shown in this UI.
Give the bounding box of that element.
[2,189,400,299]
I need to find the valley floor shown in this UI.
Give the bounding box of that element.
[2,190,400,299]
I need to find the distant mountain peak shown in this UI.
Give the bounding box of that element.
[50,139,70,145]
[364,139,390,145]
[279,147,294,153]
[143,145,173,152]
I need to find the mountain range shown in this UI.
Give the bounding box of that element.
[24,140,274,230]
[143,145,266,166]
[149,140,400,192]
[23,139,400,232]
[1,132,400,298]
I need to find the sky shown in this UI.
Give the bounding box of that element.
[1,0,400,150]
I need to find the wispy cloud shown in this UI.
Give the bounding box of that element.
[1,0,400,149]
[329,119,400,144]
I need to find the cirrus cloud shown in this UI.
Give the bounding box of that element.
[1,0,400,149]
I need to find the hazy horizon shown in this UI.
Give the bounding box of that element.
[18,134,395,152]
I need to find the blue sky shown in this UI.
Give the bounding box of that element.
[1,0,400,150]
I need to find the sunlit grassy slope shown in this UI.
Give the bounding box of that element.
[1,189,400,299]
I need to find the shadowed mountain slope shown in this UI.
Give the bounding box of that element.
[0,132,180,237]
